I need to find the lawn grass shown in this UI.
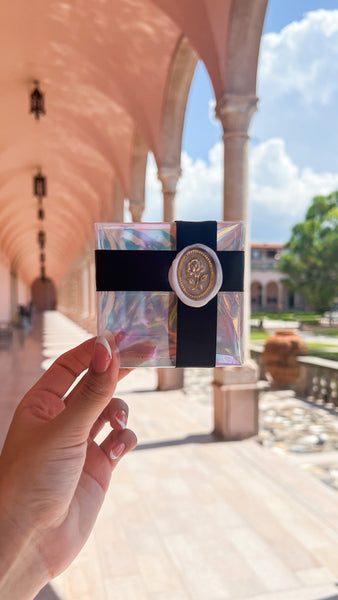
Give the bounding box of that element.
[250,330,269,342]
[250,332,337,348]
[309,350,338,362]
[251,311,322,324]
[250,329,338,361]
[307,342,338,349]
[310,328,338,337]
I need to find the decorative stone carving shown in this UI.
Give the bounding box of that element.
[215,93,258,137]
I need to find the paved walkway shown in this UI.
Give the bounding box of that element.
[1,312,338,600]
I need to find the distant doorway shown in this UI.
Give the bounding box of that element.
[31,277,57,312]
[251,282,262,308]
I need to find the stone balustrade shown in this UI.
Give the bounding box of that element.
[250,345,338,407]
[296,355,338,406]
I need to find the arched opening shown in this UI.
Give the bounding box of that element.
[31,277,57,312]
[174,60,223,220]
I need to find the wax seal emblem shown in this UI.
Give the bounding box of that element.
[168,243,223,307]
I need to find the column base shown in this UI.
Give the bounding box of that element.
[212,360,259,440]
[157,368,184,391]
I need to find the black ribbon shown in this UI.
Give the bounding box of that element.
[176,221,217,368]
[95,221,244,367]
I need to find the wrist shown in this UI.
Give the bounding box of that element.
[0,501,48,600]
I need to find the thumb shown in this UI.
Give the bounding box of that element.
[53,336,120,441]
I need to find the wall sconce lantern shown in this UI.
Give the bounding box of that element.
[38,230,46,249]
[34,171,47,198]
[30,81,45,120]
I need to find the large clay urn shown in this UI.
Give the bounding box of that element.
[262,329,308,385]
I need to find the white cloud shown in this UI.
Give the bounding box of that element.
[253,9,338,172]
[143,147,223,223]
[143,138,338,242]
[259,10,338,105]
[250,137,338,240]
[142,9,338,242]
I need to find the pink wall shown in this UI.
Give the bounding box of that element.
[17,277,29,306]
[0,256,10,322]
[0,253,30,322]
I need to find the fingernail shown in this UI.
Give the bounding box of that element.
[110,442,126,460]
[92,336,112,373]
[115,409,127,429]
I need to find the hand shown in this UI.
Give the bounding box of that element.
[0,336,136,599]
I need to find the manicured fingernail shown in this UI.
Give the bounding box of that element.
[92,336,112,373]
[110,442,126,460]
[115,409,127,429]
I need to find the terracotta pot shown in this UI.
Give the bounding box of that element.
[262,329,308,384]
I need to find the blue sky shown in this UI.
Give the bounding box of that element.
[143,1,338,243]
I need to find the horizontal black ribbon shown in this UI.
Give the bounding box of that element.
[95,250,244,292]
[95,221,244,368]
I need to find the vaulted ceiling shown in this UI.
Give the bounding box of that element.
[0,0,267,285]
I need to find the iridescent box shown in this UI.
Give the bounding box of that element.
[95,221,244,368]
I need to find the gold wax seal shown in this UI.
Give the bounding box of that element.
[168,243,223,307]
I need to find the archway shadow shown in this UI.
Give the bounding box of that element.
[34,584,62,600]
[133,431,224,451]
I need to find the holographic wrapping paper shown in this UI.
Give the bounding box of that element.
[95,222,244,368]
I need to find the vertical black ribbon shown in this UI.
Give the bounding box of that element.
[175,221,218,368]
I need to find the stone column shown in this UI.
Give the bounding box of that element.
[10,270,18,323]
[158,166,181,222]
[129,203,144,223]
[129,133,148,223]
[213,93,260,439]
[157,166,184,391]
[113,179,125,222]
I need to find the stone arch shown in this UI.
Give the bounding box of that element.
[157,36,199,220]
[31,277,57,312]
[159,35,198,170]
[223,0,268,98]
[129,130,149,222]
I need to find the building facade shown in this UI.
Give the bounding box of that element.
[251,243,305,311]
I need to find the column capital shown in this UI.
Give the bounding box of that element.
[215,93,258,136]
[157,166,181,194]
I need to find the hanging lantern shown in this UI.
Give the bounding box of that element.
[38,230,46,249]
[40,252,45,264]
[38,206,44,220]
[34,172,47,198]
[30,81,45,120]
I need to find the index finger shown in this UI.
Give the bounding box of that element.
[31,338,96,399]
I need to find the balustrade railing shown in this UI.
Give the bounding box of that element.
[250,345,338,407]
[297,356,338,406]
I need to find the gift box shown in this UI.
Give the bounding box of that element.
[95,221,244,368]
